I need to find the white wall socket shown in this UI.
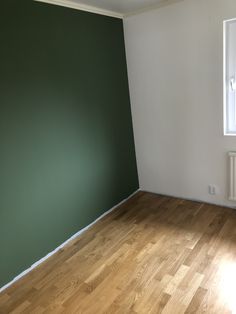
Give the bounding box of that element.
[208,185,217,195]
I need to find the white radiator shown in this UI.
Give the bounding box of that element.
[229,152,236,201]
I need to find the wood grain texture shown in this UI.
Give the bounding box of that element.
[1,191,236,313]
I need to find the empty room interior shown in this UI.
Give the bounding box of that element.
[2,0,236,313]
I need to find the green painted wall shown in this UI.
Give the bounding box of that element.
[0,0,138,288]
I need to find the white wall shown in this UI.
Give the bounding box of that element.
[124,0,236,207]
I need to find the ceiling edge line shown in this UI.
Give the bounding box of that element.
[34,0,124,19]
[124,0,185,18]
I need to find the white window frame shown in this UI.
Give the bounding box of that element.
[224,18,236,136]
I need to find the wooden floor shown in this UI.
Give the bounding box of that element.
[1,192,236,313]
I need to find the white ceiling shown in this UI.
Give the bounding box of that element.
[72,0,165,15]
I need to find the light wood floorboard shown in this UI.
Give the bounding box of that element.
[1,191,236,313]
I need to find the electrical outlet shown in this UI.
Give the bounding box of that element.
[208,185,218,195]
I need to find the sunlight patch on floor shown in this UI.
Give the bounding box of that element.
[219,261,236,314]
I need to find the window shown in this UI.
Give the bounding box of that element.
[224,19,236,135]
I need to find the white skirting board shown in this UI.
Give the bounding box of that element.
[0,189,139,293]
[141,189,236,209]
